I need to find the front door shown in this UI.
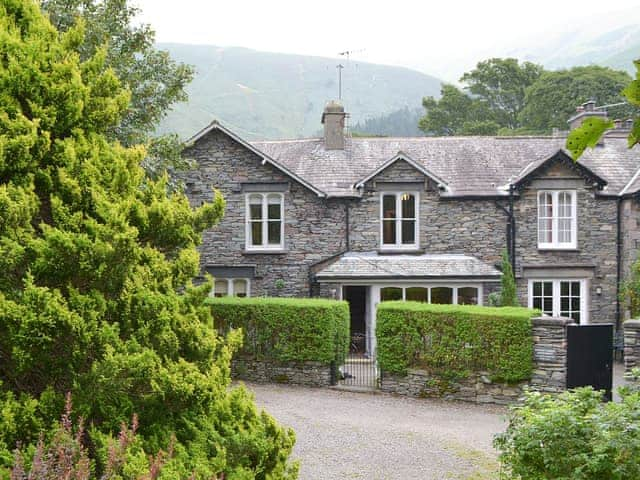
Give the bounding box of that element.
[344,286,367,353]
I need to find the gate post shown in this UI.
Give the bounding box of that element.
[624,320,640,374]
[530,316,575,393]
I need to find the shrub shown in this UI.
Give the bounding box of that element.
[500,249,519,307]
[207,297,350,365]
[376,302,536,382]
[494,387,640,479]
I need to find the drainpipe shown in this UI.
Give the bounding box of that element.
[345,199,350,251]
[495,188,516,272]
[616,197,622,330]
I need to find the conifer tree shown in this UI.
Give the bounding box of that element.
[0,1,297,477]
[500,249,519,307]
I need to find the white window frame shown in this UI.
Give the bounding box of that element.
[537,190,577,250]
[379,192,420,250]
[245,193,284,251]
[527,279,589,324]
[210,278,251,298]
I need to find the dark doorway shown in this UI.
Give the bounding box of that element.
[343,286,367,353]
[567,324,613,401]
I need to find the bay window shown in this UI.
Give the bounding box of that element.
[537,191,577,249]
[246,193,284,250]
[379,285,481,305]
[381,192,419,249]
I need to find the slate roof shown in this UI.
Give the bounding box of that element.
[251,135,640,198]
[314,251,501,280]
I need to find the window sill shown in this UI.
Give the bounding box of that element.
[242,249,288,255]
[378,248,424,255]
[537,247,580,252]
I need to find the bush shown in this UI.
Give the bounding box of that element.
[376,302,536,382]
[207,297,350,365]
[494,387,640,479]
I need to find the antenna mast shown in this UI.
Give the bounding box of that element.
[336,64,344,100]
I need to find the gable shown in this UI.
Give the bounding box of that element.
[184,121,326,197]
[511,150,607,192]
[354,152,448,193]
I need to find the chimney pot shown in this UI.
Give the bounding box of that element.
[614,119,623,129]
[568,100,607,131]
[625,118,634,129]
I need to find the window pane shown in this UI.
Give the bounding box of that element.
[251,222,262,246]
[250,204,262,220]
[233,279,247,297]
[458,287,479,305]
[267,195,281,219]
[406,287,428,302]
[401,194,415,218]
[381,287,402,302]
[533,282,541,296]
[267,220,281,245]
[383,195,396,219]
[543,297,553,313]
[538,192,553,244]
[401,220,415,245]
[383,219,396,245]
[431,287,453,304]
[532,281,553,316]
[538,218,553,243]
[214,279,228,297]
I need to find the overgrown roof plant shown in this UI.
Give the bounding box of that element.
[0,1,297,478]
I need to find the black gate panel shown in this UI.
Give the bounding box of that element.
[566,324,613,401]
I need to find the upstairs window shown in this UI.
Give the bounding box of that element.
[381,192,418,249]
[537,191,577,249]
[246,193,284,250]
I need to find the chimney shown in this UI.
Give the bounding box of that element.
[567,100,607,130]
[321,100,346,150]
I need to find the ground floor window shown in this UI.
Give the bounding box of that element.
[528,279,587,323]
[379,285,481,305]
[211,278,250,297]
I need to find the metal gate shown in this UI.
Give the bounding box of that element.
[566,324,613,401]
[332,333,379,389]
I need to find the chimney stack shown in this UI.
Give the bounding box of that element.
[321,100,346,150]
[567,100,607,130]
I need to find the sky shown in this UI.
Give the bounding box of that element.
[134,0,640,81]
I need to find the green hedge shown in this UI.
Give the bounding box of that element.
[377,302,537,383]
[207,297,350,365]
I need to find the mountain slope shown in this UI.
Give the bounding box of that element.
[155,43,442,140]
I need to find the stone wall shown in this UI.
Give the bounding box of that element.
[624,320,640,372]
[380,370,526,405]
[380,316,572,404]
[530,316,574,392]
[231,358,332,387]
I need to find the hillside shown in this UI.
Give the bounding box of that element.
[351,107,425,137]
[155,43,442,140]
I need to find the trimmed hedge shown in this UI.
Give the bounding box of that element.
[207,297,350,365]
[377,302,537,383]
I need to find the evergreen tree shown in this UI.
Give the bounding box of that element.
[0,1,296,478]
[500,250,519,307]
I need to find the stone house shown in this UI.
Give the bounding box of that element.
[180,100,640,356]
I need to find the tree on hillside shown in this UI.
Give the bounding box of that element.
[41,0,195,177]
[520,65,633,132]
[419,84,499,135]
[461,58,543,129]
[0,1,296,478]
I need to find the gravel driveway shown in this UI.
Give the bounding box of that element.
[247,383,508,480]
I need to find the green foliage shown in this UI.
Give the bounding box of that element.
[419,84,495,136]
[499,249,519,307]
[522,65,632,132]
[352,107,425,137]
[566,116,615,159]
[376,302,535,382]
[207,297,350,365]
[41,0,195,180]
[0,2,296,478]
[621,256,640,317]
[460,58,544,129]
[494,387,640,479]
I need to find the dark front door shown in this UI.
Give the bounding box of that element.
[343,286,367,353]
[567,324,613,401]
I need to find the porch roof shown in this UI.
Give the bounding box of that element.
[314,251,501,281]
